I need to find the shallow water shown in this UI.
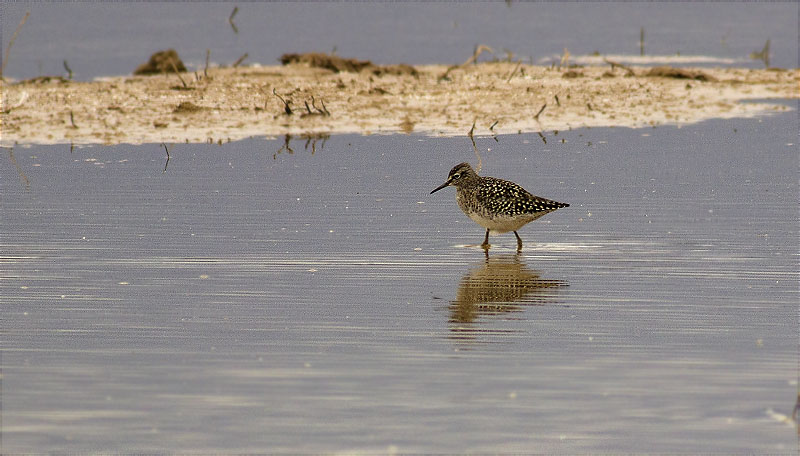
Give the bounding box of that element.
[1,110,798,452]
[1,2,796,81]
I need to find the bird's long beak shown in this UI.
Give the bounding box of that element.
[430,179,451,194]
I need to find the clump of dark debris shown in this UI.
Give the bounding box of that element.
[280,52,417,77]
[280,53,372,73]
[172,101,205,113]
[646,66,717,82]
[17,75,70,84]
[134,49,187,75]
[562,70,583,78]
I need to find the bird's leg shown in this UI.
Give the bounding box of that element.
[514,231,523,251]
[481,229,490,249]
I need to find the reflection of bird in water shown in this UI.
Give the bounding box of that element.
[448,254,566,341]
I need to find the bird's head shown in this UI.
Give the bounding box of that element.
[431,162,477,194]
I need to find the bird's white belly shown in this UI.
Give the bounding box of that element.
[466,211,545,233]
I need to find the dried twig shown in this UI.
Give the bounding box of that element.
[639,27,645,56]
[257,86,269,110]
[233,53,248,68]
[465,45,494,66]
[439,45,494,81]
[70,111,78,128]
[1,11,30,78]
[63,60,73,79]
[505,60,522,83]
[229,6,239,33]
[204,49,210,78]
[558,48,570,70]
[749,39,770,68]
[555,94,561,106]
[311,96,330,116]
[272,89,292,115]
[603,57,635,76]
[3,91,28,114]
[489,120,498,131]
[533,103,546,120]
[169,60,187,88]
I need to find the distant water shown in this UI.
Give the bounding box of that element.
[1,2,796,81]
[2,106,797,452]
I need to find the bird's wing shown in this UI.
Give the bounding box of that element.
[478,177,567,216]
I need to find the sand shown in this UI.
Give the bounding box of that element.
[1,61,797,146]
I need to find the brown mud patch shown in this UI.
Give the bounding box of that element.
[1,62,797,145]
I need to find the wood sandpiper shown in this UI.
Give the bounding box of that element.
[431,162,569,250]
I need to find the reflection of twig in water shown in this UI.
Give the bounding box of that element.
[274,134,294,159]
[489,120,499,142]
[6,147,31,189]
[161,143,171,173]
[468,121,482,173]
[537,132,547,144]
[204,49,211,78]
[302,133,329,155]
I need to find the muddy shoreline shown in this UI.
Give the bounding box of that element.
[1,62,796,146]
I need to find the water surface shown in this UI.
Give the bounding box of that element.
[2,2,796,81]
[1,111,798,452]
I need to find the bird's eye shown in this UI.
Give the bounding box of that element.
[453,173,461,179]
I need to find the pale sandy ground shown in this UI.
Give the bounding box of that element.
[1,62,797,146]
